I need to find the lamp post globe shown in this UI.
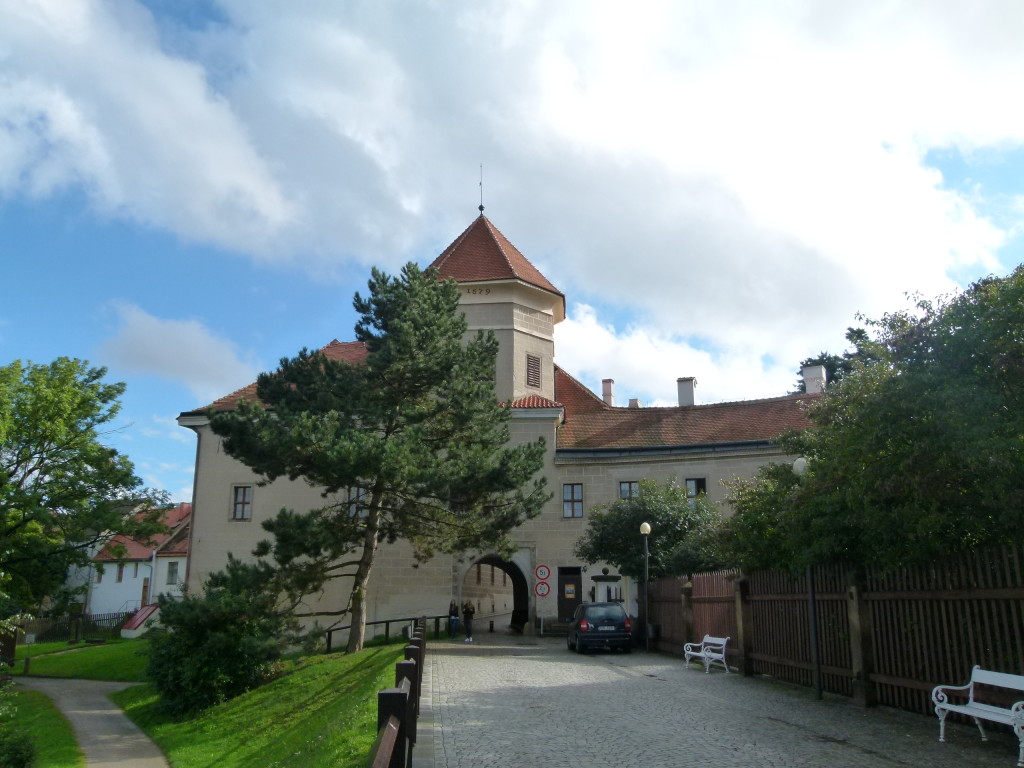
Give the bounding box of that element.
[640,522,651,651]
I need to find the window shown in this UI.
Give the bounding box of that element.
[95,569,102,584]
[563,483,584,518]
[685,478,707,506]
[133,562,139,578]
[619,481,639,499]
[476,564,482,584]
[232,485,253,520]
[526,354,541,388]
[347,486,368,518]
[166,561,179,586]
[116,563,125,583]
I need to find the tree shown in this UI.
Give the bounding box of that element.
[792,327,874,392]
[147,557,291,714]
[727,265,1024,571]
[0,358,166,612]
[210,264,549,652]
[574,479,724,579]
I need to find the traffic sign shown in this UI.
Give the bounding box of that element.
[534,581,550,597]
[535,564,551,580]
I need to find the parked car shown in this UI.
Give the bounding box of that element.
[566,602,632,654]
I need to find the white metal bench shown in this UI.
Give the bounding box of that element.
[932,665,1024,767]
[683,634,730,674]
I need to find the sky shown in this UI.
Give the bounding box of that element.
[3,1,1024,504]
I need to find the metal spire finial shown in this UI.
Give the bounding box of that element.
[478,163,484,214]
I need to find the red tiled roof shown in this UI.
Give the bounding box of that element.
[430,215,564,299]
[199,340,368,414]
[95,503,191,562]
[554,369,817,449]
[510,394,562,409]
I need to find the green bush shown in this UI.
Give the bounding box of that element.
[147,558,291,715]
[0,725,34,768]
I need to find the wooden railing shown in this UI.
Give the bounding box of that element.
[366,617,427,768]
[325,614,445,653]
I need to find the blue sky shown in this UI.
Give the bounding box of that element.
[3,1,1023,502]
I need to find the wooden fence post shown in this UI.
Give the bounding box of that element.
[376,683,409,768]
[734,574,754,676]
[680,579,694,647]
[395,659,418,743]
[847,572,876,707]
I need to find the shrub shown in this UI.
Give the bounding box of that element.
[147,558,291,715]
[0,725,34,768]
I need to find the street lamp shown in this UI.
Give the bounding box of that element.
[640,521,651,651]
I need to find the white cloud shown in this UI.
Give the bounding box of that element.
[4,0,1024,399]
[0,0,293,253]
[98,302,259,404]
[556,304,797,407]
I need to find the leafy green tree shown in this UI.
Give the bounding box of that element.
[0,358,166,611]
[574,479,724,579]
[728,266,1024,571]
[210,264,549,652]
[147,557,291,714]
[792,327,875,392]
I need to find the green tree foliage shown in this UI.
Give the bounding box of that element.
[792,327,874,392]
[0,358,166,611]
[574,479,724,579]
[210,264,549,652]
[147,557,290,715]
[727,266,1024,571]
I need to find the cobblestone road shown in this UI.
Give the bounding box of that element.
[414,633,1018,768]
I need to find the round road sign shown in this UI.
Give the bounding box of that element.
[534,581,550,598]
[535,564,551,581]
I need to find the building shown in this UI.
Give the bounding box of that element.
[86,503,191,616]
[179,214,819,635]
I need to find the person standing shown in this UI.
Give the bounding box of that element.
[448,599,459,639]
[462,600,476,643]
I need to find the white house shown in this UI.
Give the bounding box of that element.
[86,503,191,616]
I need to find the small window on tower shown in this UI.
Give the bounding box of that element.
[526,354,541,389]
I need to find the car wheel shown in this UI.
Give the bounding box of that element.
[575,640,587,655]
[622,644,632,654]
[567,634,575,651]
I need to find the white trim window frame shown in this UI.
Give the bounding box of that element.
[232,484,253,521]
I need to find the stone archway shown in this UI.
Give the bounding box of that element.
[459,555,530,633]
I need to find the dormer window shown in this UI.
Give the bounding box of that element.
[526,354,541,389]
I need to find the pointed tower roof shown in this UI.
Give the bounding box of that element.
[430,215,564,302]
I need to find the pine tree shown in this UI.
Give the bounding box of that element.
[211,264,549,651]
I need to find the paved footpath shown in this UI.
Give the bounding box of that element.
[16,677,169,768]
[417,633,1018,768]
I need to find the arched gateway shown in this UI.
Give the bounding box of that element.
[459,554,530,634]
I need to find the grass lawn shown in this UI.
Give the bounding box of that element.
[15,637,130,661]
[8,689,84,768]
[13,639,149,682]
[112,645,404,768]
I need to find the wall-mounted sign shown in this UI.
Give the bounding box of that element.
[534,581,550,597]
[564,584,576,598]
[535,564,551,581]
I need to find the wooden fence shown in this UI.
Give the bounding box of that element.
[366,617,427,768]
[647,543,1024,717]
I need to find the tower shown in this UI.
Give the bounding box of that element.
[430,215,565,403]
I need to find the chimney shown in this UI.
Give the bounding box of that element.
[602,379,614,406]
[628,398,642,409]
[677,377,697,407]
[802,364,827,394]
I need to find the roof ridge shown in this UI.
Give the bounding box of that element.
[481,215,518,278]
